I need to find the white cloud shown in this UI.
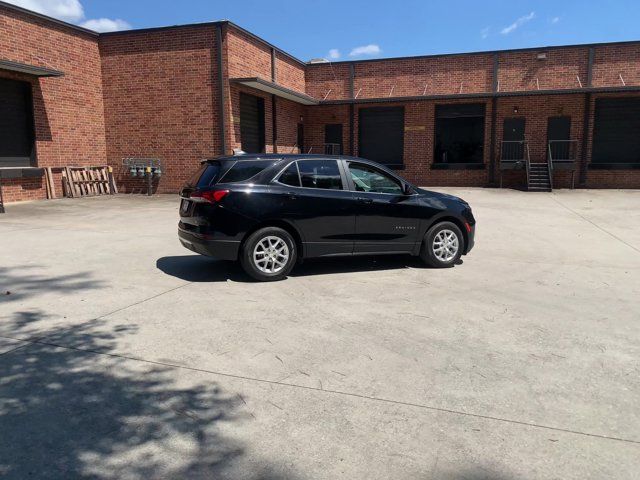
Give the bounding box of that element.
[327,49,341,60]
[349,44,381,57]
[480,27,490,39]
[5,0,131,32]
[501,11,536,35]
[6,0,84,21]
[550,16,560,24]
[80,18,131,32]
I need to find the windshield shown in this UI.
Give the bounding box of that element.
[187,162,222,187]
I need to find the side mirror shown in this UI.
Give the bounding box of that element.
[402,183,413,196]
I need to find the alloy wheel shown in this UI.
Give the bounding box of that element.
[432,229,459,262]
[253,236,290,274]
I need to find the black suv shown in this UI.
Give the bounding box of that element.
[179,154,475,281]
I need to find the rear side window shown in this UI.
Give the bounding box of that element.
[298,160,343,190]
[219,160,274,183]
[189,162,221,187]
[278,162,301,187]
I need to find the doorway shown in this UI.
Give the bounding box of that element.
[502,118,525,161]
[240,93,265,153]
[547,116,571,161]
[324,124,343,155]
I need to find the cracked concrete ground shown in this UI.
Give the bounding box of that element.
[0,188,639,479]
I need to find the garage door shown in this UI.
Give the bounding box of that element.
[240,93,265,154]
[592,97,640,165]
[0,78,35,167]
[358,107,404,167]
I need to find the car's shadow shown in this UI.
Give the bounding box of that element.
[156,254,452,283]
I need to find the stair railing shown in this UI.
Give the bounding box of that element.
[548,140,578,189]
[499,140,529,188]
[547,143,554,191]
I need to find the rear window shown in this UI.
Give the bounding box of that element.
[219,160,275,183]
[188,162,221,187]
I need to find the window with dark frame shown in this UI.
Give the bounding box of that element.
[0,78,36,168]
[434,103,486,165]
[592,97,640,166]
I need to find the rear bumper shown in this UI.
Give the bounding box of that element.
[178,227,240,261]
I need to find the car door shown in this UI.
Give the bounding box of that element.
[273,159,356,258]
[346,161,420,254]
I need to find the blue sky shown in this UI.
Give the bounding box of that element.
[10,0,640,61]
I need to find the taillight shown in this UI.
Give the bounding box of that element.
[190,189,229,204]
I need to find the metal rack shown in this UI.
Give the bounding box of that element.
[122,158,162,196]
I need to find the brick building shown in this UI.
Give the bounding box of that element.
[1,1,639,203]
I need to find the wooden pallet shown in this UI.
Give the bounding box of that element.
[62,166,114,198]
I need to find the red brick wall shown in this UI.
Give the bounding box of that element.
[303,99,492,187]
[275,52,305,93]
[227,84,304,155]
[354,55,493,99]
[494,94,585,188]
[275,97,305,153]
[498,48,587,92]
[99,25,221,193]
[226,26,272,82]
[2,4,639,201]
[0,5,106,201]
[304,104,351,155]
[592,44,640,88]
[305,63,351,101]
[306,54,494,101]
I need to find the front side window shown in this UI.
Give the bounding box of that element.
[219,160,274,183]
[348,163,403,194]
[297,160,343,190]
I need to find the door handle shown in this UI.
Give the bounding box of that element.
[286,191,298,200]
[357,197,373,204]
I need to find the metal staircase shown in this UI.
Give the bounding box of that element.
[527,162,552,192]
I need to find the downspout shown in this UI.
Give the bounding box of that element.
[271,47,278,153]
[579,47,595,185]
[349,63,355,156]
[215,24,227,155]
[488,53,499,185]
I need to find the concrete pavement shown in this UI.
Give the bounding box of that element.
[1,188,639,479]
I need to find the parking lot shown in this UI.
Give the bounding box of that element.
[1,188,639,479]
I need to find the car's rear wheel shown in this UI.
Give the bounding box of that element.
[240,227,297,281]
[420,221,463,268]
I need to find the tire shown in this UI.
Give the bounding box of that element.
[420,221,464,268]
[240,227,297,281]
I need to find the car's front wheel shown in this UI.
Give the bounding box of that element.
[240,227,297,281]
[420,221,464,268]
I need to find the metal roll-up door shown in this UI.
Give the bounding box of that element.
[358,107,404,167]
[592,97,640,164]
[0,78,35,167]
[240,93,265,154]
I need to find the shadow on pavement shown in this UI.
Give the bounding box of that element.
[0,266,105,303]
[0,312,299,480]
[156,254,425,283]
